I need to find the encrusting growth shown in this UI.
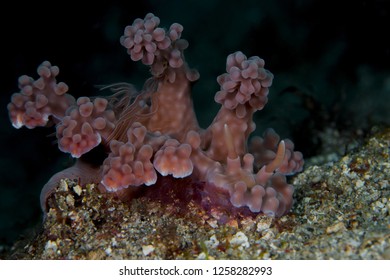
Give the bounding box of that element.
[7,13,304,217]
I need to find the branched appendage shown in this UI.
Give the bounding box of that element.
[118,12,200,140]
[198,51,303,217]
[57,97,116,158]
[249,128,304,175]
[101,122,168,191]
[154,139,193,178]
[8,13,304,218]
[205,51,273,162]
[7,61,75,129]
[120,13,199,83]
[203,123,296,217]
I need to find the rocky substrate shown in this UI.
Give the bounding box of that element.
[7,128,390,259]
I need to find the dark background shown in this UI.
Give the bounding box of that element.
[1,0,389,250]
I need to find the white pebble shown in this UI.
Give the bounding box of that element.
[230,231,249,248]
[205,235,219,249]
[142,245,155,256]
[355,179,364,188]
[73,185,82,196]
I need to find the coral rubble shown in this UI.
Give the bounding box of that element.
[7,127,390,260]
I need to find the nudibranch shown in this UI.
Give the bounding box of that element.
[7,13,303,218]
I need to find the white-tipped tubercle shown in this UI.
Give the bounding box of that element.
[265,140,285,173]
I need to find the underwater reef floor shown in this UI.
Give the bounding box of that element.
[5,127,390,259]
